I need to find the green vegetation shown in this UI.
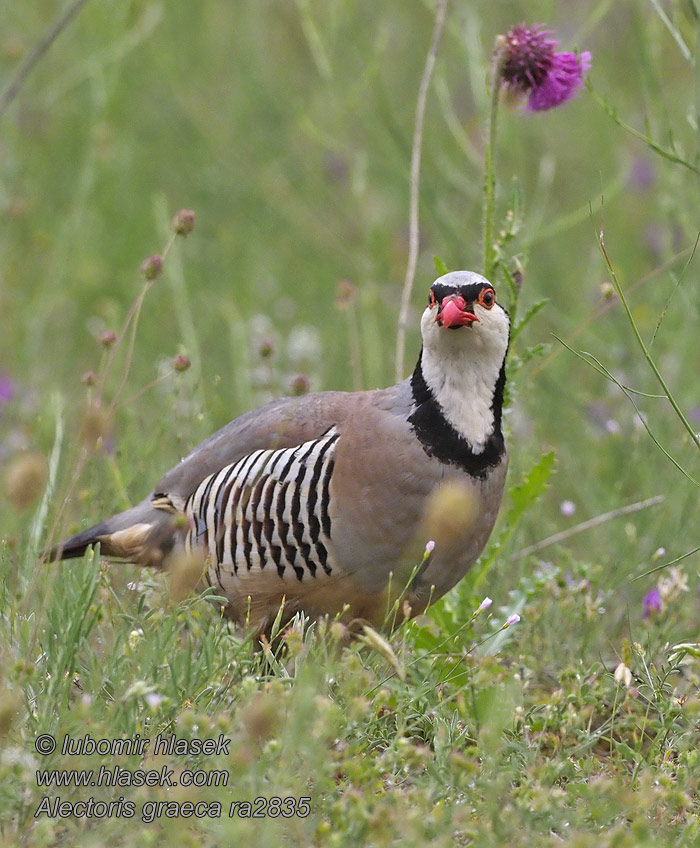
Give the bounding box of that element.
[2,1,700,845]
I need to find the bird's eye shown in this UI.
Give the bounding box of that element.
[428,290,436,307]
[479,288,495,309]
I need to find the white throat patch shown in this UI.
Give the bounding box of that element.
[419,302,509,452]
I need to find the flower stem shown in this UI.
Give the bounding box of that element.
[482,50,504,282]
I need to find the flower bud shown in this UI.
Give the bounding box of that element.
[172,209,196,237]
[173,354,191,373]
[5,452,48,510]
[98,330,117,347]
[140,254,163,281]
[289,373,310,396]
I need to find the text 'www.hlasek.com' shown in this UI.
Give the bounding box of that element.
[33,733,311,822]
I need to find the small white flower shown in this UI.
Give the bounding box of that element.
[424,540,435,555]
[504,613,521,628]
[614,662,632,688]
[478,596,493,613]
[128,629,144,650]
[560,500,576,517]
[145,693,164,710]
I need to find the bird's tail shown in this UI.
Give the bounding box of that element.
[45,497,179,568]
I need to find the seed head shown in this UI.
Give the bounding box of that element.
[5,452,48,510]
[257,337,275,359]
[501,24,557,93]
[289,373,310,396]
[420,480,479,554]
[335,278,357,311]
[167,550,207,603]
[614,662,633,688]
[140,254,163,281]
[173,354,191,373]
[172,209,196,237]
[80,402,113,450]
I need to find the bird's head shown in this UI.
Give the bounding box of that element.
[420,271,510,362]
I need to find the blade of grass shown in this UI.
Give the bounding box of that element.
[595,217,700,451]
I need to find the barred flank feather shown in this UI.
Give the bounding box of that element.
[184,428,339,590]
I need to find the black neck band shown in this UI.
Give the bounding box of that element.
[408,350,506,478]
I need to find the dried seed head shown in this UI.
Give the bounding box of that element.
[600,282,615,300]
[5,452,48,510]
[80,403,113,450]
[172,209,196,237]
[420,479,479,553]
[173,354,191,373]
[614,662,633,688]
[241,692,282,745]
[140,254,163,281]
[335,278,357,310]
[98,329,117,347]
[167,549,207,603]
[0,689,22,737]
[257,337,275,359]
[289,373,310,396]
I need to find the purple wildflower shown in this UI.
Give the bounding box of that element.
[0,373,14,404]
[642,586,663,619]
[500,24,591,112]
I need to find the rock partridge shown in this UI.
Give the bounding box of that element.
[49,271,510,635]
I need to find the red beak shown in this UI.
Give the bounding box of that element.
[438,295,478,328]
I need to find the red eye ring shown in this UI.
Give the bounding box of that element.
[479,288,495,309]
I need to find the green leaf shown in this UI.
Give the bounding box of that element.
[434,255,449,276]
[511,298,549,342]
[508,451,556,515]
[467,451,556,590]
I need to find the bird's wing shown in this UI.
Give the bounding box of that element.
[153,390,356,506]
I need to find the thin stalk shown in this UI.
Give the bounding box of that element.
[0,0,92,118]
[482,53,504,282]
[597,229,700,451]
[394,0,448,382]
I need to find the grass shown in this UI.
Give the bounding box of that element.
[2,1,700,845]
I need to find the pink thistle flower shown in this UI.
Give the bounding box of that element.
[527,51,591,111]
[500,24,591,112]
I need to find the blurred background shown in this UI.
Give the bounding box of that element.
[1,0,699,636]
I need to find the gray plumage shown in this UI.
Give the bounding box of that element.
[49,271,510,634]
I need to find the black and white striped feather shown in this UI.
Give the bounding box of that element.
[184,428,340,593]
